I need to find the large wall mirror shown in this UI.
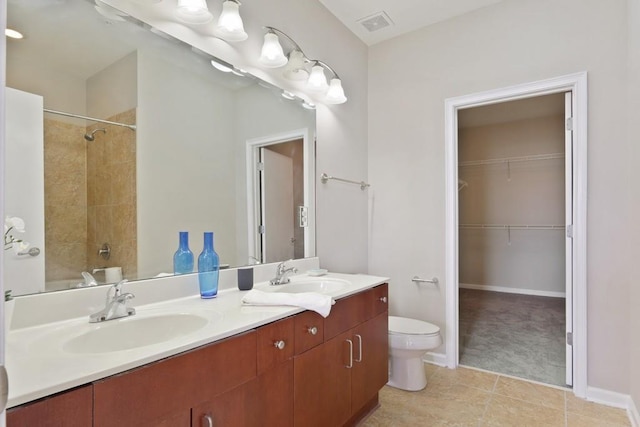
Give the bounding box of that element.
[4,0,316,296]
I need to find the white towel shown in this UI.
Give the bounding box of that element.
[241,289,335,318]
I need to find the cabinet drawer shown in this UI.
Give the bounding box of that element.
[324,292,368,340]
[94,331,256,427]
[367,283,389,318]
[7,385,93,427]
[257,316,295,375]
[294,311,324,354]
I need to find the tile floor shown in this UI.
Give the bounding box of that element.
[360,365,631,427]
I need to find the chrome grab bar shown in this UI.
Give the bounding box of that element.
[412,276,439,285]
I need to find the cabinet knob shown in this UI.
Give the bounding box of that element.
[307,326,318,336]
[274,340,286,350]
[379,296,388,303]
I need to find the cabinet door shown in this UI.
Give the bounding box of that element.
[293,330,352,427]
[351,312,389,414]
[7,385,92,427]
[192,381,250,427]
[94,331,256,427]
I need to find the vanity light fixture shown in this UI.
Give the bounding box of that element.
[210,58,246,76]
[281,91,297,100]
[214,0,247,41]
[301,100,316,110]
[258,26,348,104]
[175,0,213,25]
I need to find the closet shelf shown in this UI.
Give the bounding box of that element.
[459,152,564,167]
[459,224,565,230]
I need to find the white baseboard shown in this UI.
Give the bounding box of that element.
[460,283,566,298]
[586,386,637,426]
[422,352,447,367]
[629,396,640,427]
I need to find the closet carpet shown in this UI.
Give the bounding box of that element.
[459,288,566,387]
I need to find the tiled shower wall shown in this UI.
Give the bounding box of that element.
[86,109,137,282]
[44,109,137,288]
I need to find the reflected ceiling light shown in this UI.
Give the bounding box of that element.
[175,0,213,25]
[259,31,288,68]
[5,28,23,39]
[210,58,233,73]
[259,26,348,105]
[301,101,316,110]
[281,91,296,100]
[214,0,247,42]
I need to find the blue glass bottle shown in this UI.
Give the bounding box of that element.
[198,232,220,299]
[173,231,194,275]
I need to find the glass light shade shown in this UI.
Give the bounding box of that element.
[325,78,347,104]
[210,59,233,73]
[283,50,309,81]
[175,0,213,25]
[259,32,288,68]
[214,1,248,42]
[5,29,24,39]
[307,65,328,92]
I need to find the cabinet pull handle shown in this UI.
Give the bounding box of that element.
[203,414,213,427]
[274,340,286,350]
[307,326,318,335]
[379,296,388,303]
[345,339,353,369]
[355,334,363,362]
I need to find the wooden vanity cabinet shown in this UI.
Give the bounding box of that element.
[6,385,93,427]
[93,331,257,427]
[293,284,389,427]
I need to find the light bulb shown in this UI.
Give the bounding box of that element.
[325,78,347,104]
[175,0,213,25]
[259,32,288,68]
[307,65,328,92]
[215,0,248,42]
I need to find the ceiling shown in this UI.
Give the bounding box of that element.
[318,0,504,46]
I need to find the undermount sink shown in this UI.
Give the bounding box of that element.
[269,278,350,294]
[63,313,209,354]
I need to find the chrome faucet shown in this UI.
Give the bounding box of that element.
[270,260,298,285]
[89,280,136,323]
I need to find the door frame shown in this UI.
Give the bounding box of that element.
[245,128,315,264]
[444,72,588,397]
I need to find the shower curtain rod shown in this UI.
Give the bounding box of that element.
[43,108,137,131]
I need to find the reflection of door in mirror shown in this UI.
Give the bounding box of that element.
[260,145,297,263]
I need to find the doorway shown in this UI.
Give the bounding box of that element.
[245,129,315,265]
[456,93,568,386]
[444,73,588,396]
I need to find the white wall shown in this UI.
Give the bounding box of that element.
[86,52,137,120]
[627,0,640,416]
[458,115,565,295]
[136,50,236,276]
[369,0,631,393]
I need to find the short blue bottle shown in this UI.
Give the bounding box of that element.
[198,232,220,299]
[173,231,194,275]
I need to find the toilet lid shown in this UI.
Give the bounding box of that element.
[388,316,440,335]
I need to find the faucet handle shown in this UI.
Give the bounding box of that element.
[110,279,128,299]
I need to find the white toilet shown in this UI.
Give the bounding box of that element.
[387,316,442,391]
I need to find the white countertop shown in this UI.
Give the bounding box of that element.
[6,272,388,408]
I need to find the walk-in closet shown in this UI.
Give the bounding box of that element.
[457,93,569,387]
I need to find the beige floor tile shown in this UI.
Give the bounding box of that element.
[567,412,631,427]
[413,383,491,425]
[566,393,630,426]
[425,362,442,380]
[493,376,565,410]
[430,366,498,392]
[482,394,565,427]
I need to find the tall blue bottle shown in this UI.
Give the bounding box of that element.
[198,232,220,299]
[173,231,194,274]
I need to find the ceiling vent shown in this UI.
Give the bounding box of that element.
[357,11,394,33]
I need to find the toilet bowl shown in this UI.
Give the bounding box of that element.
[387,316,442,391]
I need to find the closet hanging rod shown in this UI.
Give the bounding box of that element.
[459,224,565,230]
[459,152,564,167]
[44,108,137,131]
[320,173,370,190]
